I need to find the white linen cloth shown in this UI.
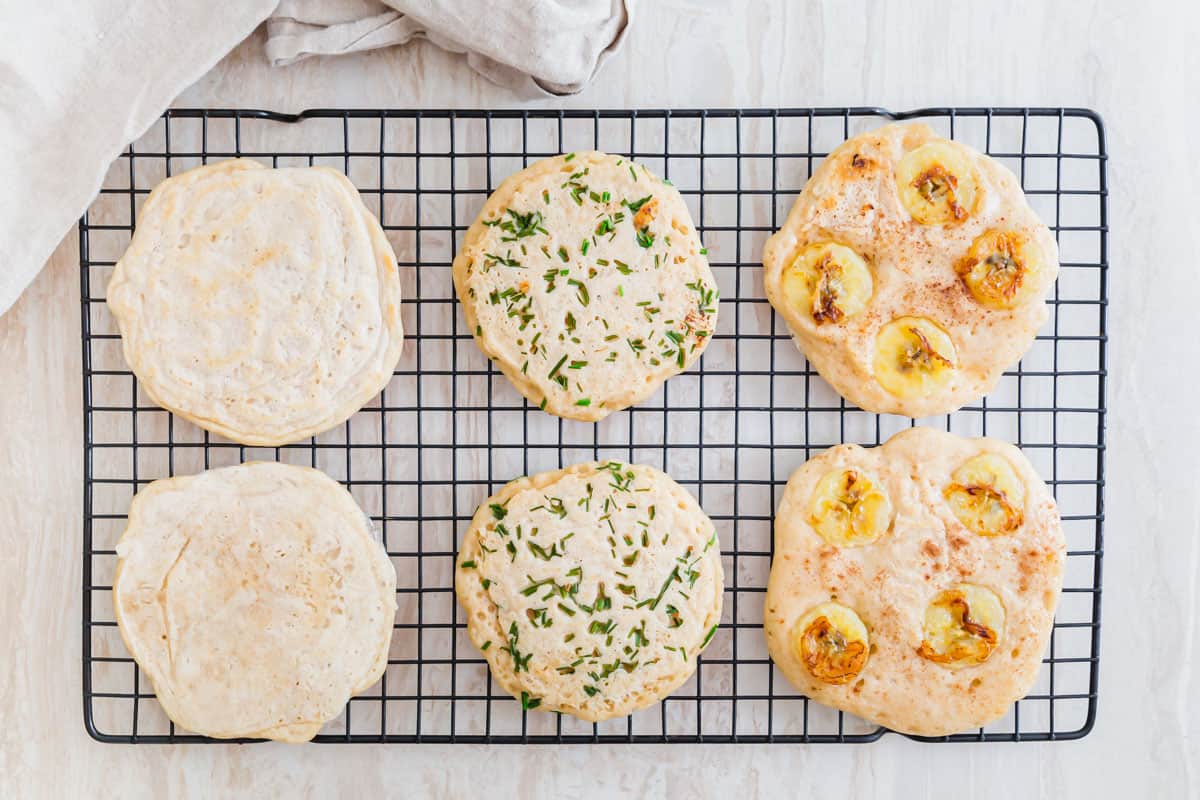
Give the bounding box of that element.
[265,0,632,96]
[0,0,632,318]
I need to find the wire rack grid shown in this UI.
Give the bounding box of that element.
[79,107,1107,744]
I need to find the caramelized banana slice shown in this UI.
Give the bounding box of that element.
[873,316,958,399]
[956,229,1043,309]
[792,602,870,685]
[781,243,873,324]
[809,468,893,547]
[917,585,1005,669]
[944,452,1026,536]
[896,141,979,226]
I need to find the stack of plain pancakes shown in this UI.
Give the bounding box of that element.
[107,122,1063,741]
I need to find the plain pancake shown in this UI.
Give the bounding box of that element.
[112,462,397,742]
[107,159,403,445]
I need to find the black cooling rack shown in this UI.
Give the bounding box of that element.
[79,107,1107,744]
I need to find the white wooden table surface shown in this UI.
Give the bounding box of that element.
[2,1,1197,797]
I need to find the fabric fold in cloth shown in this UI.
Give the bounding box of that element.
[265,0,632,96]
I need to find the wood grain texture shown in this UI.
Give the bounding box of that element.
[2,1,1198,797]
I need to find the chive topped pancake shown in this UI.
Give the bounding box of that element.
[453,152,718,421]
[456,461,724,721]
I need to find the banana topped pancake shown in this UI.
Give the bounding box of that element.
[453,152,718,421]
[764,428,1064,737]
[762,123,1059,417]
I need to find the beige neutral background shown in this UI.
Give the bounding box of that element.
[3,1,1198,797]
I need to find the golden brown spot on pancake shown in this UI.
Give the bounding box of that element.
[683,307,709,333]
[633,197,659,230]
[251,248,277,267]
